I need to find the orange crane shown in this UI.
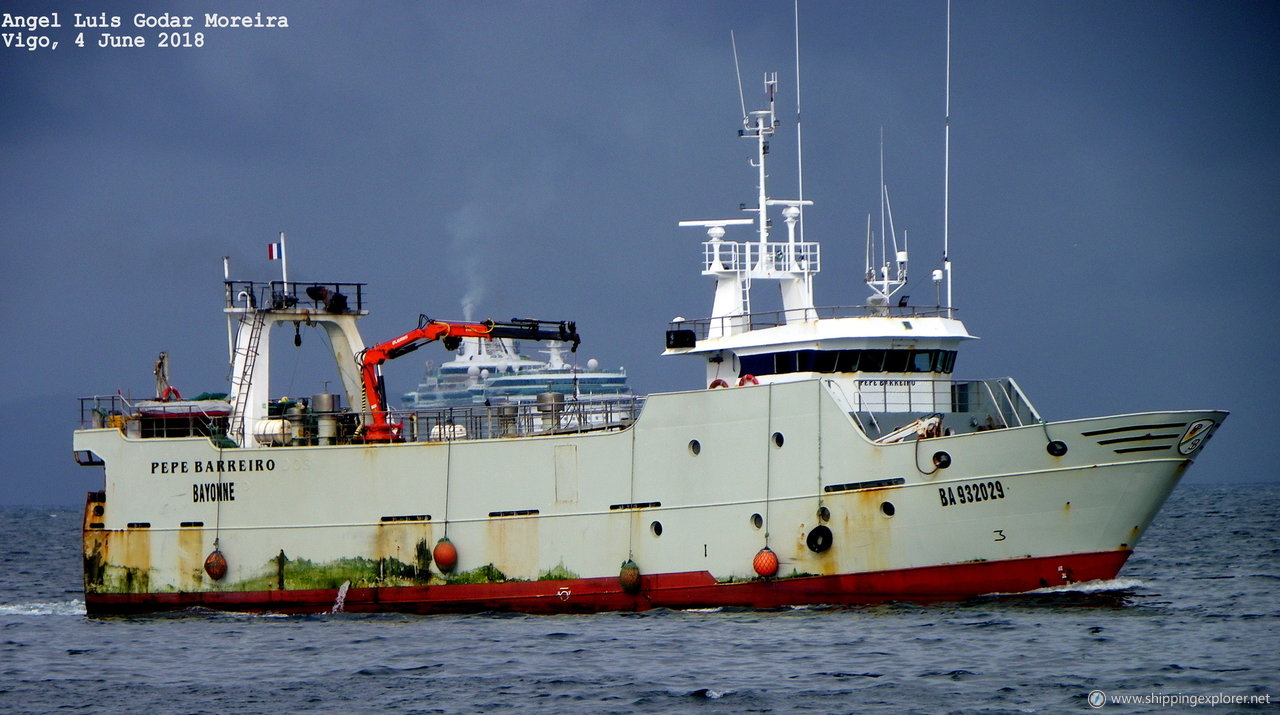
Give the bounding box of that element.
[359,315,579,442]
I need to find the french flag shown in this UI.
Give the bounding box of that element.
[267,242,282,260]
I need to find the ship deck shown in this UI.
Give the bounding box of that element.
[77,374,1044,449]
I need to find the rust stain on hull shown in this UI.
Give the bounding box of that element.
[177,527,205,590]
[373,521,436,583]
[850,488,894,574]
[81,491,154,594]
[486,516,539,580]
[82,492,108,593]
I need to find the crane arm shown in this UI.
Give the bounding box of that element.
[359,316,579,442]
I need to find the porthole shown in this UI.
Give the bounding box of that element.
[932,451,951,469]
[750,513,763,529]
[881,501,896,517]
[772,432,784,448]
[688,439,701,456]
[817,506,830,523]
[650,521,663,537]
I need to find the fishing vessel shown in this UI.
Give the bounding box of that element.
[74,60,1225,616]
[401,337,630,410]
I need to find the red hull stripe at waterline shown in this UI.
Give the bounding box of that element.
[84,549,1132,616]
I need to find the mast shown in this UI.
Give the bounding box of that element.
[741,73,779,245]
[223,256,233,367]
[279,231,289,287]
[943,0,953,313]
[679,68,813,331]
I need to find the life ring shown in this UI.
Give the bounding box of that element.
[709,379,730,389]
[737,375,759,387]
[160,386,183,402]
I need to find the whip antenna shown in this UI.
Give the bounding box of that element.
[794,0,805,241]
[879,127,886,273]
[943,0,953,312]
[731,30,747,122]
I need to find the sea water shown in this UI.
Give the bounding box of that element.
[1,484,1276,713]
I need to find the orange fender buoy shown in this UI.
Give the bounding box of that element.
[204,549,228,581]
[619,559,641,594]
[753,547,778,578]
[433,537,458,574]
[737,374,759,387]
[709,379,730,389]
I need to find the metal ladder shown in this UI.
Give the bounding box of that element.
[736,242,752,317]
[227,310,267,446]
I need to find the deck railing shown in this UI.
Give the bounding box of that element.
[76,394,644,446]
[669,303,957,340]
[842,377,1041,438]
[703,240,821,274]
[394,396,646,442]
[223,280,368,314]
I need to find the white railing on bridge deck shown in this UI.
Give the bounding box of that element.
[703,240,820,275]
[844,377,1041,438]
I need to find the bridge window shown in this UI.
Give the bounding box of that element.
[812,351,838,373]
[774,352,797,374]
[883,350,909,373]
[859,350,885,372]
[738,349,957,378]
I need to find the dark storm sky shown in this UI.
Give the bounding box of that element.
[1,0,1276,504]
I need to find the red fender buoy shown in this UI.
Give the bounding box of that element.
[737,374,759,387]
[619,559,641,594]
[753,547,778,578]
[709,379,730,389]
[204,549,228,581]
[433,537,458,574]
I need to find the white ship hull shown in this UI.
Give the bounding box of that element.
[77,380,1223,614]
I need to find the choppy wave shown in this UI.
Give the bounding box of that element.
[0,599,86,616]
[1030,577,1146,594]
[980,578,1146,598]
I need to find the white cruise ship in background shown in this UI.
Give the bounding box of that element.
[401,338,630,409]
